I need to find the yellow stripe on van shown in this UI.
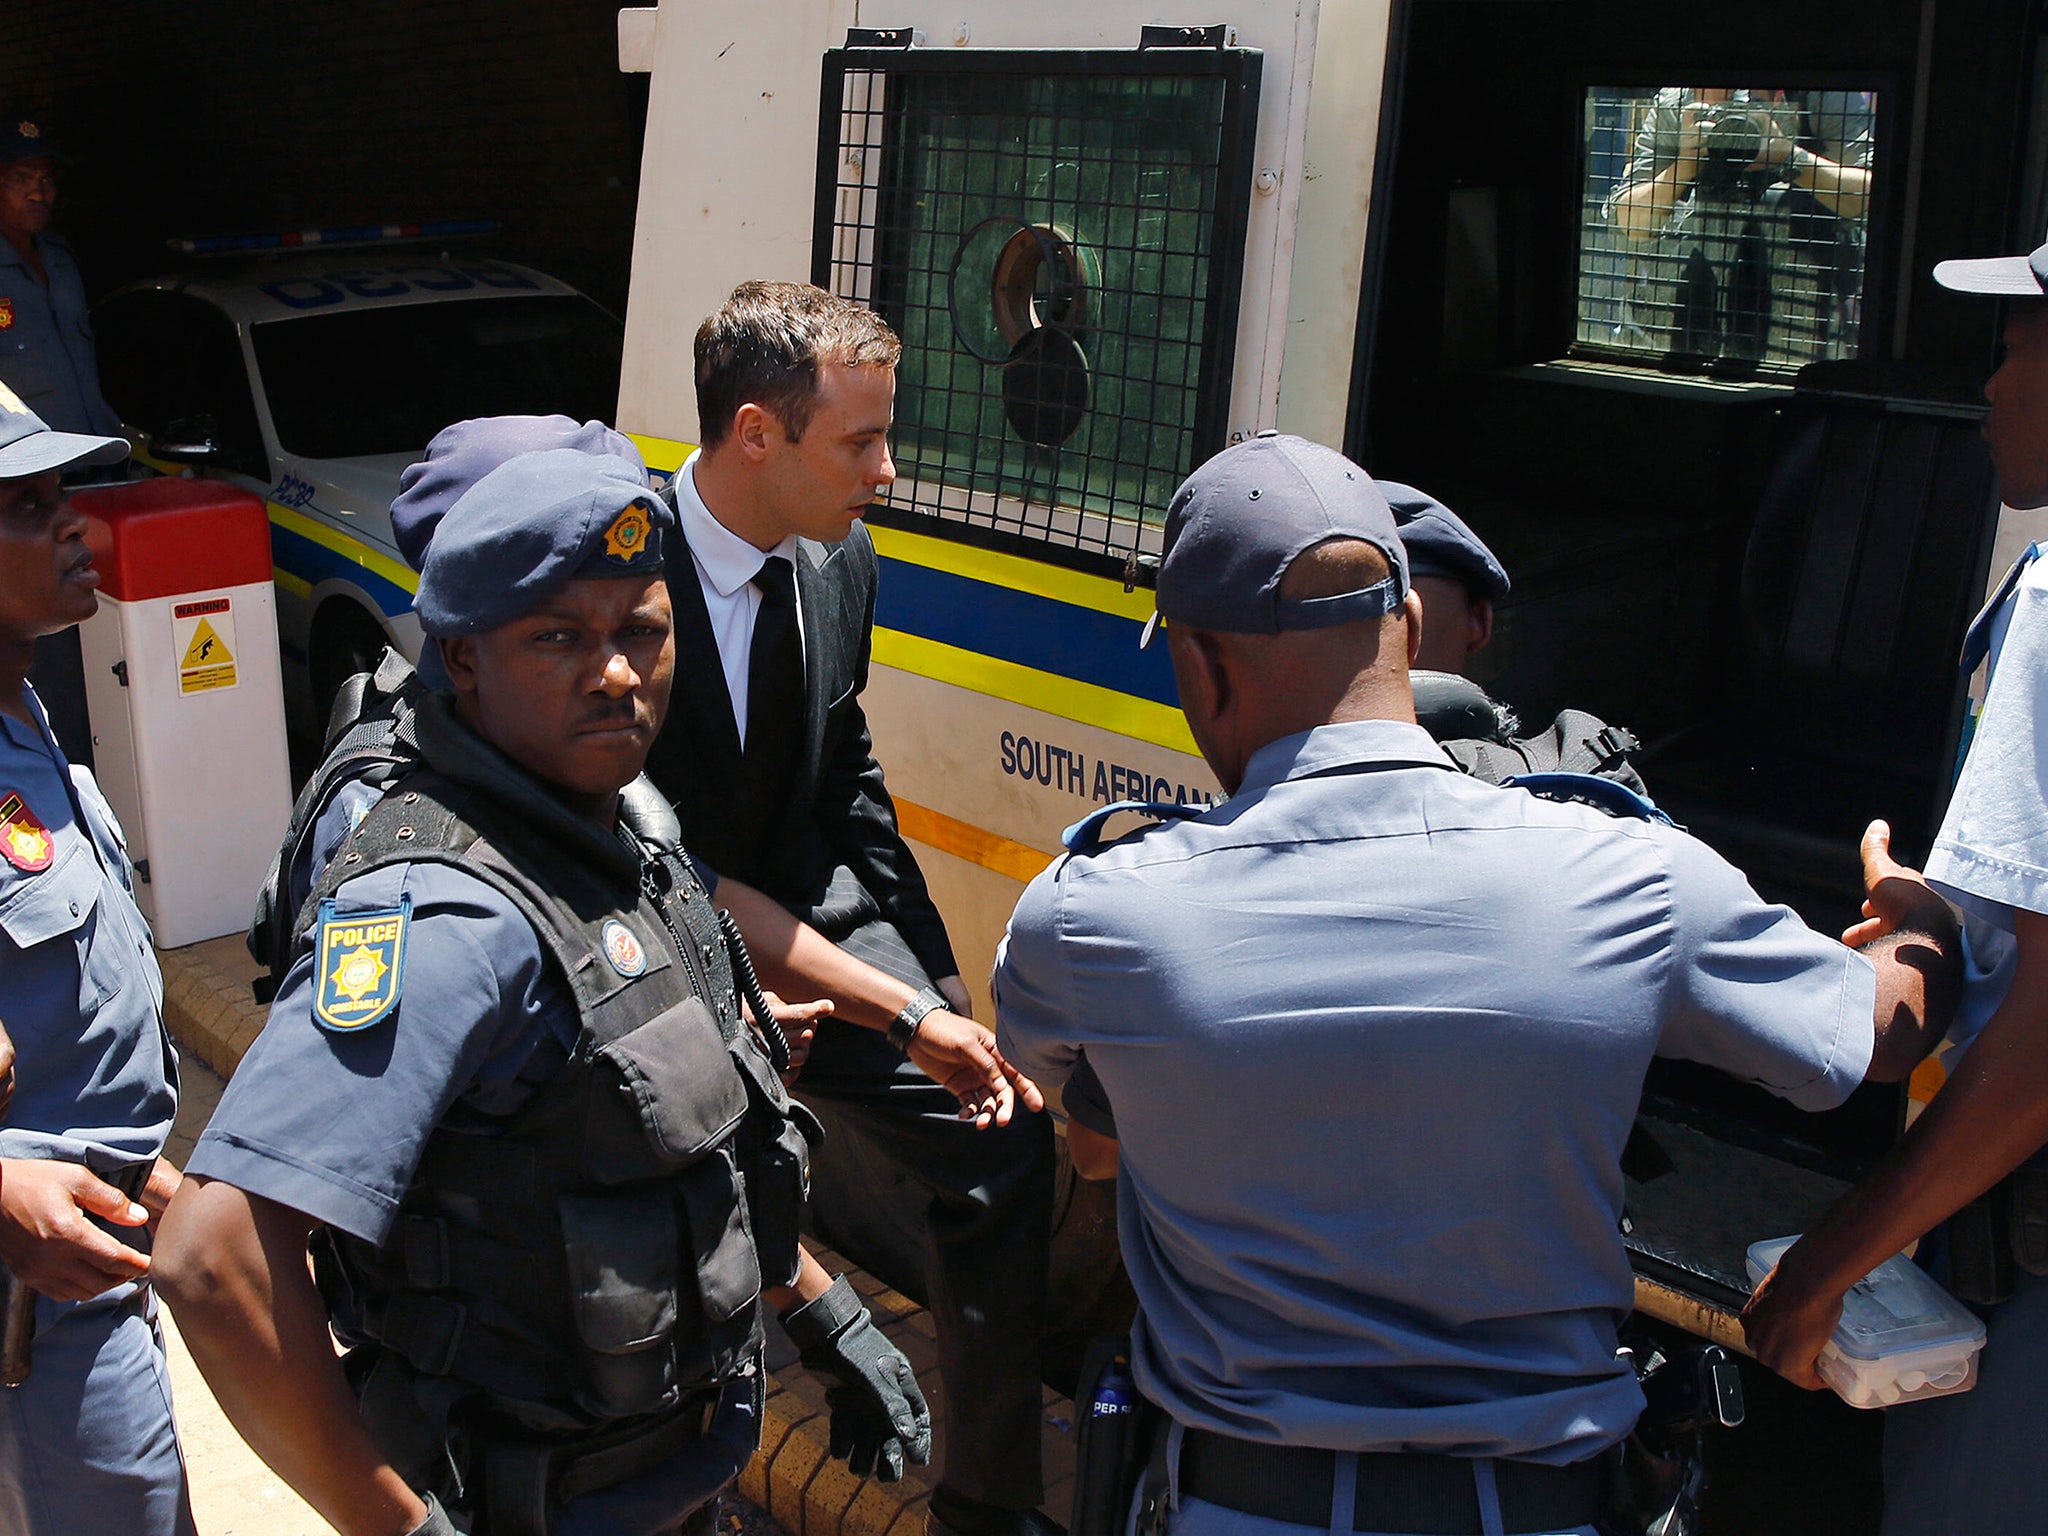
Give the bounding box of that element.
[895,799,1055,884]
[867,525,1157,623]
[269,504,420,595]
[628,433,697,474]
[873,629,1198,756]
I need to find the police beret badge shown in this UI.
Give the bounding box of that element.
[602,501,654,562]
[313,896,411,1032]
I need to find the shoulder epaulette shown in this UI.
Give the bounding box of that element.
[1061,798,1207,853]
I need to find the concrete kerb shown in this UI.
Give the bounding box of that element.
[153,935,1066,1536]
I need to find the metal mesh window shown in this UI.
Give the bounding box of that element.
[1575,86,1878,375]
[816,48,1260,567]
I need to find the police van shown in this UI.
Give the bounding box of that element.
[91,245,624,735]
[609,0,2044,1524]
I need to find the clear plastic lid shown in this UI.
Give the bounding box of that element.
[1745,1235,1986,1363]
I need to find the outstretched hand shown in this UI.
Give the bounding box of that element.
[0,1159,151,1301]
[908,1011,1046,1127]
[1842,820,1947,948]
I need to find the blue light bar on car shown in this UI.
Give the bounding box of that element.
[169,220,502,255]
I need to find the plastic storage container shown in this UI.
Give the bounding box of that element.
[1746,1235,1986,1409]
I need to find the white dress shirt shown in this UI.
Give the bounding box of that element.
[672,450,802,747]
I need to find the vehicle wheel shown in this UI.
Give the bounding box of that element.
[310,606,389,742]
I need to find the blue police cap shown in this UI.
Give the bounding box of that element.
[392,415,647,571]
[1378,481,1510,602]
[1142,432,1407,646]
[0,118,65,166]
[413,449,671,637]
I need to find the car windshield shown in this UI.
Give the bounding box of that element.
[250,295,624,458]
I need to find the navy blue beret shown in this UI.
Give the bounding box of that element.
[392,416,647,571]
[1378,481,1510,602]
[414,449,672,637]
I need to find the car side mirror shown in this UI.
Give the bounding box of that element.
[150,414,221,462]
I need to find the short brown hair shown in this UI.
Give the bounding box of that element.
[694,281,901,449]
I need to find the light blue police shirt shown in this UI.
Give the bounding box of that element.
[0,689,174,1187]
[0,234,121,437]
[1925,548,2048,1063]
[995,719,1876,1464]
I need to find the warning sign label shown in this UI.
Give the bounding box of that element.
[172,597,238,694]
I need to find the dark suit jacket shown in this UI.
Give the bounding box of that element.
[644,517,958,984]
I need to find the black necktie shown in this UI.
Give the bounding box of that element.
[742,555,803,838]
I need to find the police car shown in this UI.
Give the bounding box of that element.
[92,242,624,734]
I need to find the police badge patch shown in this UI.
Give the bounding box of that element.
[602,501,653,562]
[0,298,13,332]
[314,896,411,1032]
[602,918,647,977]
[0,791,53,872]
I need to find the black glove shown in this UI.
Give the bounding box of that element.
[780,1274,933,1480]
[405,1491,459,1536]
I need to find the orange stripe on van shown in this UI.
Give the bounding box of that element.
[895,799,1055,885]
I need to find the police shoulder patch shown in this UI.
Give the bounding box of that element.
[314,895,411,1032]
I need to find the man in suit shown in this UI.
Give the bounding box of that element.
[645,282,1057,1536]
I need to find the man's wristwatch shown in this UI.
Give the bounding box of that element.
[887,988,949,1054]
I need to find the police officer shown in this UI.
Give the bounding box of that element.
[1382,481,1510,678]
[155,450,938,1536]
[994,433,1959,1536]
[0,382,190,1536]
[1,116,121,772]
[1386,481,1648,792]
[1745,237,2048,1536]
[0,118,117,438]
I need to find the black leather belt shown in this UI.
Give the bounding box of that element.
[1178,1429,1609,1535]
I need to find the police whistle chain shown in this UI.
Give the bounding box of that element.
[717,908,793,1073]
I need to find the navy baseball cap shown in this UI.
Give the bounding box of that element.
[1380,481,1510,602]
[414,449,671,637]
[392,415,647,571]
[1933,239,2048,297]
[1141,432,1408,647]
[0,118,64,166]
[0,380,128,479]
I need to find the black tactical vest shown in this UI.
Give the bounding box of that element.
[299,698,814,1435]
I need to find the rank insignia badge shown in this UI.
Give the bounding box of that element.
[602,918,647,977]
[0,298,13,332]
[314,896,411,1032]
[0,791,53,872]
[603,501,653,562]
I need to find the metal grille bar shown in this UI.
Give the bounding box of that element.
[1574,86,1878,377]
[815,47,1261,573]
